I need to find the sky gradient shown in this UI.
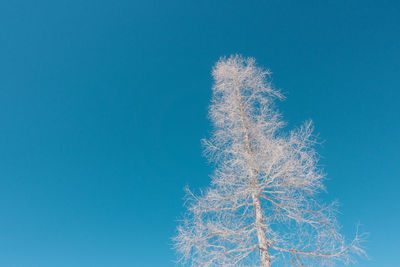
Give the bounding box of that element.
[0,0,399,266]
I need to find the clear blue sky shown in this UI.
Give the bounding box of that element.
[0,0,399,266]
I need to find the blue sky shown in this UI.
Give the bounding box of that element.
[0,0,399,266]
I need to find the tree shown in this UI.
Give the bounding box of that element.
[174,55,364,266]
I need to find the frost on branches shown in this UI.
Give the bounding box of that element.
[174,55,365,266]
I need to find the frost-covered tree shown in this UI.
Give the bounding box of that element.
[174,55,364,266]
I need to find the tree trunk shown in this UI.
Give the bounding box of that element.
[234,77,271,267]
[252,193,271,267]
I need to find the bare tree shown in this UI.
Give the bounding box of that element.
[174,55,364,266]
